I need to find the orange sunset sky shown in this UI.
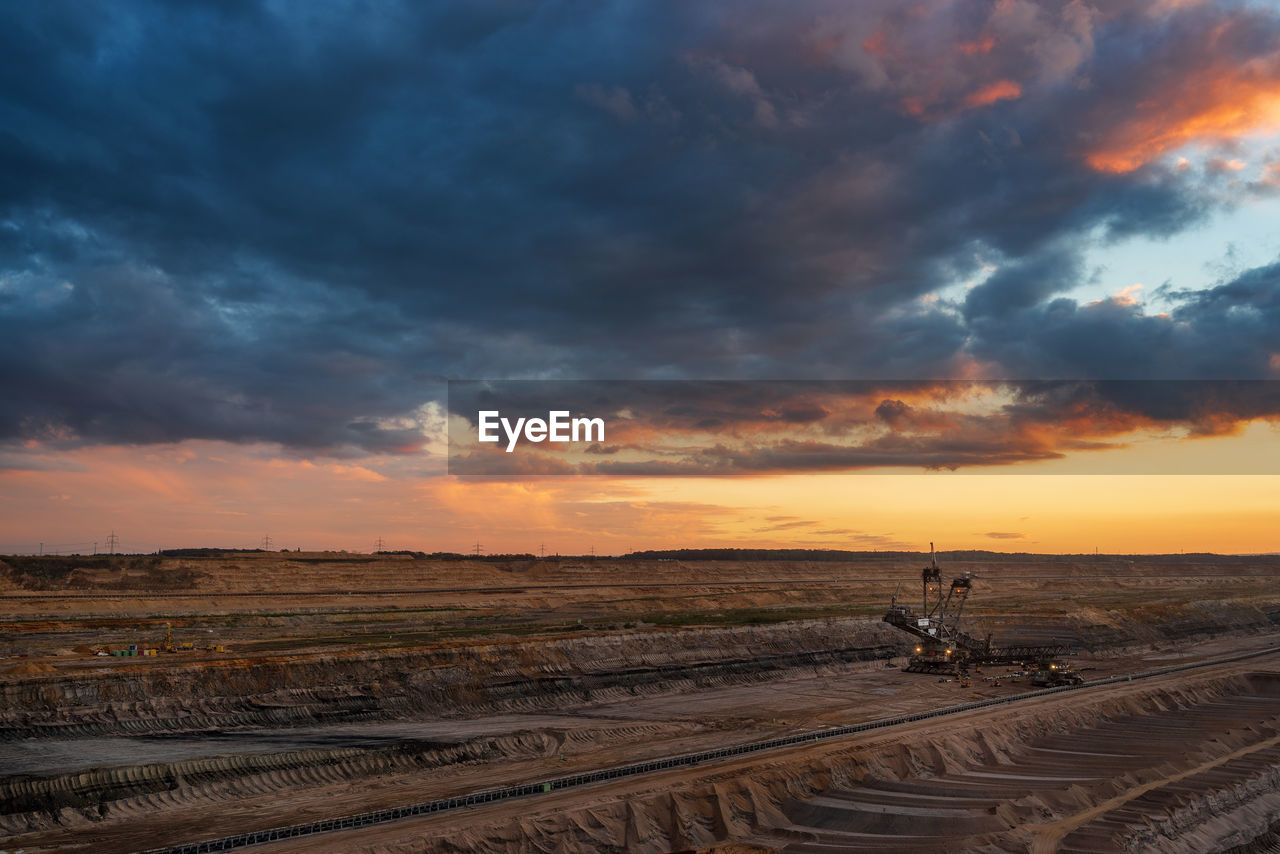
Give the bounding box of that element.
[2,431,1278,555]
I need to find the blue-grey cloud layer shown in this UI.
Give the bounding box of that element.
[2,0,1279,455]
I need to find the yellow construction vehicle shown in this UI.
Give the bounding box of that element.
[161,623,196,653]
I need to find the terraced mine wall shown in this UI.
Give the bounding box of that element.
[385,671,1280,854]
[977,599,1280,649]
[0,619,902,738]
[5,599,1280,740]
[7,662,1280,851]
[0,730,569,821]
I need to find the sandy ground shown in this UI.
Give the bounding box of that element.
[4,634,1279,853]
[3,553,1280,853]
[237,643,1280,854]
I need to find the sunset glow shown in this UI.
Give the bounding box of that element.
[2,0,1279,557]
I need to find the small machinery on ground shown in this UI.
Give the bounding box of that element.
[1030,658,1084,687]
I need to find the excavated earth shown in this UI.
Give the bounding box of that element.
[1,552,1279,853]
[269,663,1280,854]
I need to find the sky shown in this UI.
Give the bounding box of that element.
[1,0,1279,556]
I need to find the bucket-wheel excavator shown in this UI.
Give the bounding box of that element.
[883,544,1073,675]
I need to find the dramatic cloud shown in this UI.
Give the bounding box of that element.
[2,0,1280,467]
[1080,10,1280,172]
[446,380,1280,475]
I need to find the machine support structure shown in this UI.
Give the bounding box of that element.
[883,544,1072,675]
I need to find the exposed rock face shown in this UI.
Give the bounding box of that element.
[0,619,903,738]
[7,597,1278,741]
[5,553,1280,853]
[368,672,1280,854]
[13,669,1279,853]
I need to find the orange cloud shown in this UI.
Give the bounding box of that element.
[964,79,1022,108]
[445,380,1280,479]
[861,29,888,58]
[1089,283,1143,307]
[1258,160,1280,188]
[1147,0,1209,13]
[957,36,996,56]
[1086,70,1280,173]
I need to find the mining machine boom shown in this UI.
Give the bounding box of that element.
[883,544,1073,674]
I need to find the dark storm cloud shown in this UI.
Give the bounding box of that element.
[965,263,1280,381]
[963,245,1083,320]
[2,0,1280,459]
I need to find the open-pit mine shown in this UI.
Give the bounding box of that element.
[2,549,1279,853]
